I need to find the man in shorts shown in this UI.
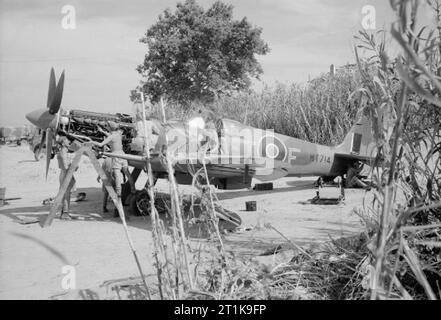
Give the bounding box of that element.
[346,161,369,189]
[91,121,136,214]
[56,136,76,219]
[97,157,114,213]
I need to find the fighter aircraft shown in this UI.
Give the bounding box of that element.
[25,68,375,213]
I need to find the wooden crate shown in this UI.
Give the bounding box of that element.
[245,201,257,211]
[254,183,273,191]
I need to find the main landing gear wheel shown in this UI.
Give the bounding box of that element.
[34,145,46,162]
[128,190,150,216]
[129,190,168,216]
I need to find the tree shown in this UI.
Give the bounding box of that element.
[135,0,269,105]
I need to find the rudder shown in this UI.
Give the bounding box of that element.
[335,115,374,158]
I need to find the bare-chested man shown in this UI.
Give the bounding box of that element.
[133,107,160,152]
[56,136,76,219]
[90,121,135,204]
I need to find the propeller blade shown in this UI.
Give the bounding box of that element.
[39,129,46,150]
[47,68,56,109]
[45,128,53,179]
[48,70,65,115]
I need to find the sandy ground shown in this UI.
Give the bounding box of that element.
[0,144,370,299]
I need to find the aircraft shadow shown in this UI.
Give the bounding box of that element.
[0,186,228,240]
[0,181,328,243]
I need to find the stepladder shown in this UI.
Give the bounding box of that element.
[42,143,127,227]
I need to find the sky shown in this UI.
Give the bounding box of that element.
[0,0,434,126]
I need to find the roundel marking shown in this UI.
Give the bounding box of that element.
[259,135,287,161]
[265,143,279,159]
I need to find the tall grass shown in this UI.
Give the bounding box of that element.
[354,0,441,300]
[148,66,362,146]
[254,0,441,300]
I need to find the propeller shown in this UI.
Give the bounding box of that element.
[25,68,65,178]
[38,129,46,157]
[47,68,56,109]
[48,70,64,115]
[26,68,65,126]
[45,128,53,179]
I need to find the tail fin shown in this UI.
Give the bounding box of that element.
[335,115,374,158]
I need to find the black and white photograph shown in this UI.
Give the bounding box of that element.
[0,0,440,303]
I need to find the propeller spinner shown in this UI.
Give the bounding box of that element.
[25,68,65,178]
[25,68,65,129]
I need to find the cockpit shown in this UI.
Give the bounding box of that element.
[186,116,219,153]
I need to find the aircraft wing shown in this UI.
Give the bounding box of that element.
[171,153,270,168]
[334,152,375,163]
[103,152,269,167]
[102,151,290,180]
[102,152,148,162]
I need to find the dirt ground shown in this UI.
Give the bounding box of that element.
[0,144,370,299]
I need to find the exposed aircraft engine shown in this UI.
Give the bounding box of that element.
[63,109,136,154]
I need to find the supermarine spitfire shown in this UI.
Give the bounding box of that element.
[26,68,375,210]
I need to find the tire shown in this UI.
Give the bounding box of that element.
[121,182,132,205]
[34,145,46,162]
[129,190,169,216]
[129,190,151,216]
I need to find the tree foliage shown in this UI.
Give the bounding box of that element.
[135,0,269,105]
